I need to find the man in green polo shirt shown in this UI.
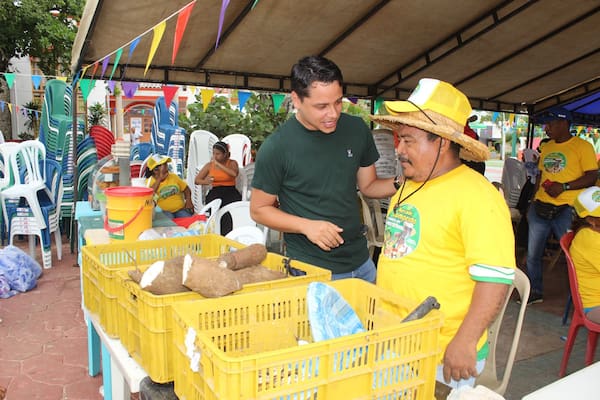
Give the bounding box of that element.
[250,56,397,281]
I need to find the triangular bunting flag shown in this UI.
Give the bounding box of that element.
[56,76,67,82]
[0,101,4,112]
[7,104,12,114]
[238,91,252,111]
[145,21,166,75]
[272,93,286,113]
[91,61,99,79]
[347,97,358,104]
[31,75,42,90]
[374,98,384,114]
[215,0,231,49]
[128,37,141,62]
[4,73,15,89]
[201,89,215,111]
[122,82,139,98]
[107,80,116,94]
[79,79,95,102]
[101,57,110,78]
[109,48,123,81]
[172,1,196,64]
[15,105,19,113]
[162,85,179,107]
[492,112,499,122]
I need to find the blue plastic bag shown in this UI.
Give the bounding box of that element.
[0,245,43,299]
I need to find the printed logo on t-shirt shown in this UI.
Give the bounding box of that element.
[347,149,353,157]
[159,184,179,199]
[383,204,420,259]
[543,152,566,174]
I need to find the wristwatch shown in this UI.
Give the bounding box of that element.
[393,175,402,190]
[563,182,571,191]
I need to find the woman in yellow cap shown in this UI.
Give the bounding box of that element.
[571,186,600,323]
[145,154,194,218]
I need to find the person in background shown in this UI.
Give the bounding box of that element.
[571,186,600,323]
[250,55,396,282]
[372,78,515,389]
[146,154,193,218]
[524,108,597,305]
[195,141,241,235]
[461,118,486,175]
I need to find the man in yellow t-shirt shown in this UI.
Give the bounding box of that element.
[372,78,515,389]
[525,108,597,304]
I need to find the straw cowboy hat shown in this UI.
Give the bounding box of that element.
[371,78,490,162]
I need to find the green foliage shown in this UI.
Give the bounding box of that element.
[0,0,84,76]
[342,99,372,126]
[179,92,291,150]
[23,100,41,136]
[88,102,107,127]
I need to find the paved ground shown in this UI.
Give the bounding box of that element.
[0,226,595,399]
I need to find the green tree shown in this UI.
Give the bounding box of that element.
[179,92,292,151]
[23,100,41,137]
[88,102,107,128]
[0,0,84,76]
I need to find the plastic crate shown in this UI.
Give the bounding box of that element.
[172,279,442,400]
[81,234,258,338]
[115,238,331,383]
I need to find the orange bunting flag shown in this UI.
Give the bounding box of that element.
[145,21,166,76]
[172,1,196,65]
[201,89,215,111]
[162,85,179,107]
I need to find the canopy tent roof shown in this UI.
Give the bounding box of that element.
[71,0,600,124]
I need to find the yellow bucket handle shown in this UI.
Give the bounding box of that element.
[103,203,146,233]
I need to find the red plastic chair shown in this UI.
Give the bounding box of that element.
[558,231,600,377]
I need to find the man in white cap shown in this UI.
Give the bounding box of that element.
[372,78,516,388]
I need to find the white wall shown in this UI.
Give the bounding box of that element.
[9,56,34,139]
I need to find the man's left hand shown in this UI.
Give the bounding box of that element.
[442,336,478,384]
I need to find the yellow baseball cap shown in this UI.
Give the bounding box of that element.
[146,154,171,171]
[574,186,600,218]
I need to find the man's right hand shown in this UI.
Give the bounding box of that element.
[303,220,344,251]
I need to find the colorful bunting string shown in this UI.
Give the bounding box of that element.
[172,1,196,65]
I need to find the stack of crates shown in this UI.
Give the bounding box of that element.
[104,234,332,383]
[171,278,442,400]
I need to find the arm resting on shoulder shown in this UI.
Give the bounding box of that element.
[250,188,344,251]
[442,281,509,383]
[356,164,399,199]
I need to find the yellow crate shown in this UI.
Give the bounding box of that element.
[115,239,331,383]
[172,279,442,400]
[81,234,257,338]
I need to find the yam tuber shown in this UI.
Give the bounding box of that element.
[182,255,242,297]
[235,265,287,285]
[138,256,191,295]
[217,244,268,270]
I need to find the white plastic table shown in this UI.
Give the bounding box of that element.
[522,361,600,399]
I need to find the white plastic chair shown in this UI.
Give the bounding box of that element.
[223,134,252,167]
[475,268,530,395]
[216,200,254,233]
[1,144,63,269]
[197,198,221,234]
[239,162,255,201]
[187,130,218,211]
[225,226,266,245]
[372,128,399,179]
[501,157,527,209]
[235,167,249,201]
[0,141,52,230]
[358,192,385,258]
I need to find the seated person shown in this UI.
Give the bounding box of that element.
[195,141,242,234]
[571,186,600,323]
[146,154,193,219]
